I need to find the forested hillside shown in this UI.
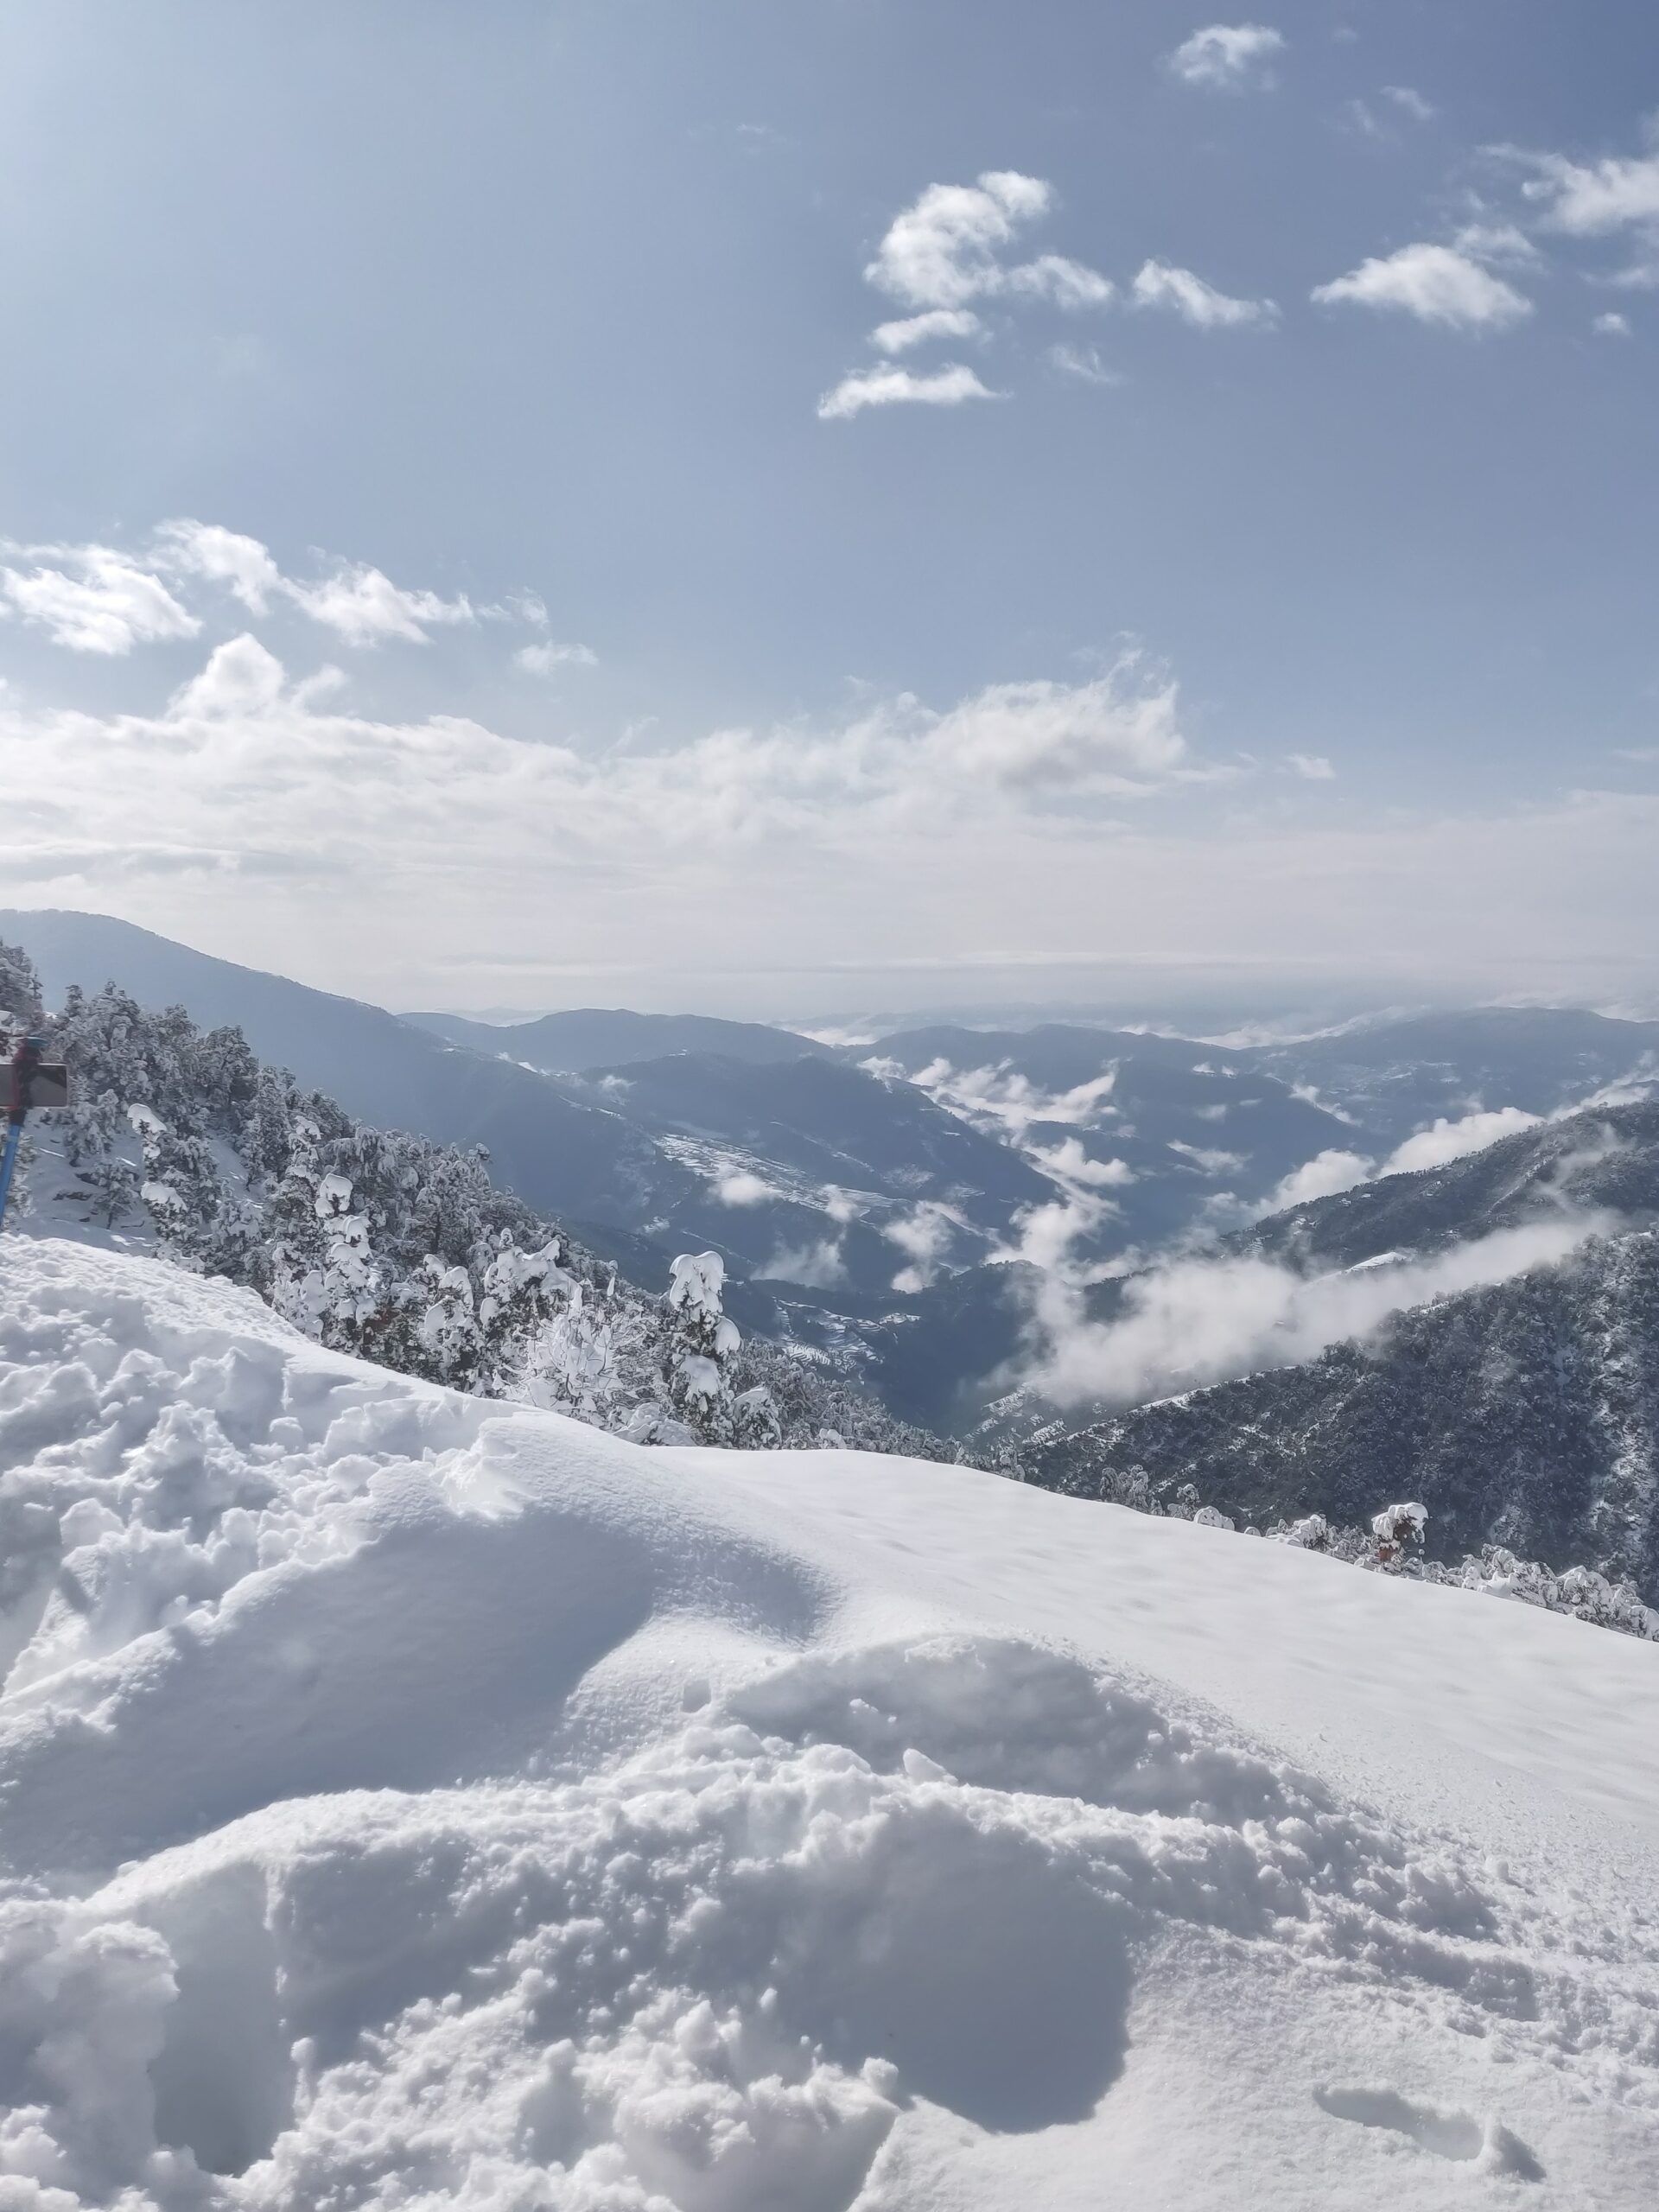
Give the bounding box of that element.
[1030,1226,1659,1602]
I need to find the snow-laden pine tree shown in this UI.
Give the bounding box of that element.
[664,1251,742,1442]
[0,939,43,1042]
[311,1171,384,1354]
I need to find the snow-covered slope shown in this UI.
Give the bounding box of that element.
[3,1238,1656,2209]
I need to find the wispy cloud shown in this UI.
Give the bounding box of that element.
[4,518,547,656]
[1047,342,1122,387]
[870,308,983,354]
[1166,24,1285,92]
[516,641,599,675]
[1382,85,1435,124]
[817,363,999,421]
[1131,260,1279,329]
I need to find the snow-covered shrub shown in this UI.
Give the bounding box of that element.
[1370,1500,1428,1570]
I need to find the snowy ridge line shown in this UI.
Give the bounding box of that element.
[2,1238,1657,2207]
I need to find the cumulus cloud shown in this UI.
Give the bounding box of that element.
[1285,753,1336,780]
[1167,24,1285,92]
[863,171,1109,314]
[1382,1106,1540,1175]
[817,363,998,421]
[1131,261,1279,328]
[1032,1213,1610,1409]
[0,543,200,655]
[870,308,983,354]
[1593,311,1632,336]
[1312,243,1532,329]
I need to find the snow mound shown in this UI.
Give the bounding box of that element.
[2,1239,1657,2209]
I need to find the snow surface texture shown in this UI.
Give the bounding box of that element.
[2,1240,1656,2209]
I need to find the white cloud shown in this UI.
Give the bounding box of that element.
[1312,244,1532,329]
[1496,130,1659,289]
[884,1200,962,1293]
[10,519,542,654]
[1451,221,1541,270]
[1048,342,1122,387]
[1027,1137,1135,1188]
[1593,311,1632,337]
[762,1237,847,1288]
[8,612,1659,1012]
[155,520,283,613]
[1512,145,1659,238]
[710,1166,781,1207]
[862,171,1110,315]
[0,543,200,655]
[1285,753,1336,780]
[817,362,998,421]
[170,634,289,718]
[1167,1140,1246,1176]
[516,641,599,675]
[1131,261,1278,328]
[1031,1214,1608,1408]
[1167,24,1285,92]
[1382,85,1435,124]
[1382,1106,1540,1175]
[1260,1147,1374,1211]
[870,308,982,354]
[1001,254,1115,309]
[284,563,475,646]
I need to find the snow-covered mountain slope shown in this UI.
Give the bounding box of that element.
[1029,1225,1659,1601]
[3,1238,1656,2209]
[1,906,695,1236]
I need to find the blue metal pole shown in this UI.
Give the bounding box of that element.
[0,1121,21,1232]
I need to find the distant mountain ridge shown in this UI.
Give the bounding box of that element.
[407,1007,831,1071]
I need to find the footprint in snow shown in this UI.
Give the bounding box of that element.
[1314,2085,1544,2181]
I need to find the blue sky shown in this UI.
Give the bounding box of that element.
[0,2,1656,1016]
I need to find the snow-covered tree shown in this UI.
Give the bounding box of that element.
[415,1259,484,1390]
[0,939,43,1043]
[664,1251,742,1442]
[312,1172,384,1353]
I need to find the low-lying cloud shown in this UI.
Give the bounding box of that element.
[1030,1212,1614,1410]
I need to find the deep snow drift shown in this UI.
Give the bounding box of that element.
[2,1240,1656,2209]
